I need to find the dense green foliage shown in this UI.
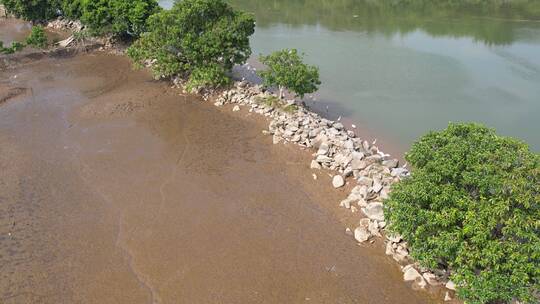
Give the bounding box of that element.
[0,0,57,21]
[127,0,255,91]
[0,0,158,37]
[26,26,48,48]
[80,0,160,36]
[58,0,82,19]
[384,123,540,304]
[258,49,321,99]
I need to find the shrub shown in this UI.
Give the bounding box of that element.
[0,41,24,54]
[384,123,540,304]
[127,0,255,90]
[0,0,58,21]
[26,26,48,48]
[258,49,321,99]
[80,0,160,37]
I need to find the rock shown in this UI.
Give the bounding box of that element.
[368,220,380,236]
[232,105,240,112]
[345,228,353,236]
[391,167,409,177]
[362,202,385,221]
[351,159,368,170]
[357,198,367,207]
[392,246,409,263]
[444,292,452,301]
[351,151,365,160]
[422,272,440,286]
[403,265,422,282]
[311,133,328,148]
[445,280,456,291]
[357,176,373,187]
[386,233,402,243]
[312,173,318,180]
[272,135,281,145]
[372,181,383,193]
[415,277,428,289]
[358,218,371,228]
[333,122,344,130]
[317,142,330,155]
[382,159,399,168]
[58,36,75,47]
[332,175,345,188]
[339,198,352,209]
[310,160,322,170]
[344,139,355,150]
[385,242,394,255]
[354,226,371,243]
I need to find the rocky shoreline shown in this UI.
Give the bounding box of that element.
[211,82,458,302]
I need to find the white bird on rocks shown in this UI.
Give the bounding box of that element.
[351,124,357,129]
[337,116,342,121]
[372,139,377,145]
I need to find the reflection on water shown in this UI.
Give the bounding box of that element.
[159,0,540,152]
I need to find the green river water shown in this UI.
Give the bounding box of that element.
[159,0,540,154]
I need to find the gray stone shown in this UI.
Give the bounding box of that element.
[445,280,456,291]
[316,155,332,163]
[382,159,399,168]
[333,122,344,130]
[357,176,373,187]
[362,202,385,221]
[368,220,381,236]
[232,105,240,112]
[372,181,383,193]
[354,226,371,243]
[351,159,368,170]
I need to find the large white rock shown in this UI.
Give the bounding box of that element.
[362,202,385,221]
[332,175,345,188]
[310,160,322,170]
[445,280,456,291]
[403,265,422,282]
[354,226,371,243]
[317,142,329,155]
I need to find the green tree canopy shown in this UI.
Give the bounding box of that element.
[127,0,255,91]
[1,0,58,21]
[258,49,321,99]
[384,123,540,304]
[80,0,160,37]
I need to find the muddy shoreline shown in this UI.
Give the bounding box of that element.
[0,47,444,303]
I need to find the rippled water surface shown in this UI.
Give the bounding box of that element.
[159,0,540,153]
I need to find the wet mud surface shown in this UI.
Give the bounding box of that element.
[0,49,440,303]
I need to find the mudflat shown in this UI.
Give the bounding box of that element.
[0,51,438,303]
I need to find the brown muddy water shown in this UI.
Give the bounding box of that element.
[0,48,441,303]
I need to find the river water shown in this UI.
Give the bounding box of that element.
[160,0,540,154]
